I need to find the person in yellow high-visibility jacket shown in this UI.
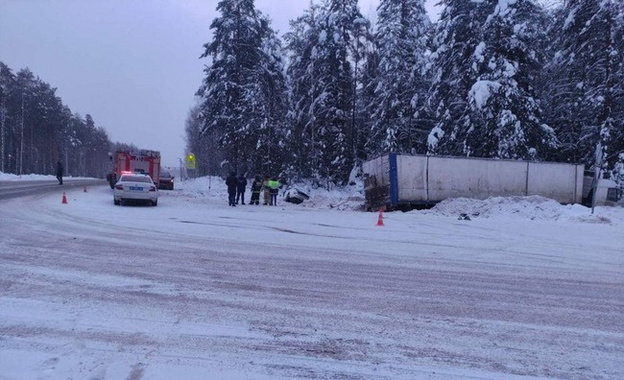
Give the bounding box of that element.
[268,178,280,206]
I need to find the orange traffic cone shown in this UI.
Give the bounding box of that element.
[376,208,384,226]
[62,192,68,204]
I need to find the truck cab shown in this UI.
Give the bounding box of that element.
[582,171,622,207]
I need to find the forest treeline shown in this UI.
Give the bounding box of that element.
[188,0,623,187]
[0,63,138,178]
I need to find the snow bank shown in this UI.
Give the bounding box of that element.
[0,172,91,181]
[423,195,623,225]
[0,172,57,181]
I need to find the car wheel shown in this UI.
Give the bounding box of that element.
[114,199,120,205]
[152,200,158,206]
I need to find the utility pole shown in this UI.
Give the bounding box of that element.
[20,89,24,175]
[591,143,603,215]
[1,99,5,173]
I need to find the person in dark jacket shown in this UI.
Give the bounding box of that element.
[236,174,247,205]
[56,161,64,185]
[225,172,237,207]
[250,175,263,205]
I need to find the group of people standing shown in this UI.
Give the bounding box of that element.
[226,172,281,207]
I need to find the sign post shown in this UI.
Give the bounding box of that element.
[186,153,196,179]
[591,144,603,214]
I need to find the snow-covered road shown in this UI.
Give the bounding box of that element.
[1,182,623,379]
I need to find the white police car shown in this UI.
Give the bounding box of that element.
[113,172,159,206]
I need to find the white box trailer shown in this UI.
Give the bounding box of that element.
[362,153,619,210]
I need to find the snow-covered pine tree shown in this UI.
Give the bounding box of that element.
[357,35,379,160]
[347,5,371,171]
[464,0,556,159]
[0,62,14,173]
[313,0,366,185]
[367,0,431,158]
[249,16,289,178]
[197,0,287,176]
[544,0,623,175]
[285,0,368,185]
[428,0,556,159]
[285,3,323,181]
[612,1,624,184]
[426,0,491,156]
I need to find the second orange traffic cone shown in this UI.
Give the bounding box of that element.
[376,208,384,226]
[62,192,68,204]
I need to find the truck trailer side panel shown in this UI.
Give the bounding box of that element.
[427,156,528,202]
[396,155,428,202]
[526,162,583,204]
[363,153,586,209]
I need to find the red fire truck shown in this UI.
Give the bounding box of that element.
[107,149,161,189]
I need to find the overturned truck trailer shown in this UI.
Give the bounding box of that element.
[362,154,591,210]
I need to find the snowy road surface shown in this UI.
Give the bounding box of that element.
[1,181,623,379]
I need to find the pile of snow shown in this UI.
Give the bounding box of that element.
[0,172,58,181]
[423,195,623,224]
[0,172,93,182]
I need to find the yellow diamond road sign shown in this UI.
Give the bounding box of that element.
[186,153,196,170]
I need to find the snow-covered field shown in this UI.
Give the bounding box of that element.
[1,173,623,379]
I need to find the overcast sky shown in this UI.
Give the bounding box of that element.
[0,0,441,167]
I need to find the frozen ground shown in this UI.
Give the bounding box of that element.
[1,174,623,379]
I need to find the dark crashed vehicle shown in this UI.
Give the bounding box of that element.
[158,170,174,190]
